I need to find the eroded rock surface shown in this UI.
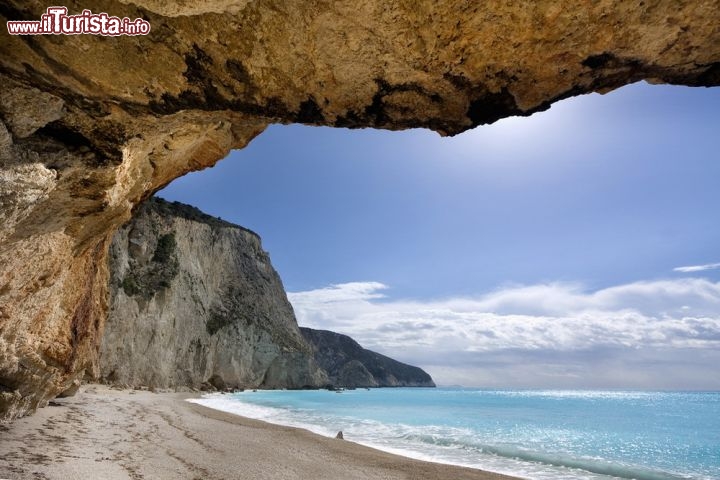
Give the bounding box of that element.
[1,1,719,420]
[100,197,328,390]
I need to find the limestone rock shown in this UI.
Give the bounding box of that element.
[301,328,436,388]
[0,1,719,420]
[100,198,434,392]
[100,198,328,390]
[0,86,65,139]
[56,380,81,398]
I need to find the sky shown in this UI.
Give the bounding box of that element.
[160,81,720,389]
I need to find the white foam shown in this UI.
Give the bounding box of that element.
[188,393,703,480]
[189,395,338,438]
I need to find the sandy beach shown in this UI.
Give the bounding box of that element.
[0,385,518,480]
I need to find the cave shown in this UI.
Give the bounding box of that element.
[1,1,719,421]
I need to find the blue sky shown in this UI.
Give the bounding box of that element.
[160,82,720,388]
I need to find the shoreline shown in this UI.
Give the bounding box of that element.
[0,384,519,480]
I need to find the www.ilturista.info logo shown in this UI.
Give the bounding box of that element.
[7,6,151,36]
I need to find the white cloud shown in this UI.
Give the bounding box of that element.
[674,262,720,273]
[288,281,388,304]
[288,279,720,389]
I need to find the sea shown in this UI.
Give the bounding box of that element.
[189,388,719,480]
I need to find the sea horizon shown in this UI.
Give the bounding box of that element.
[191,387,720,480]
[434,386,720,393]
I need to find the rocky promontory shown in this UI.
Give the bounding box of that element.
[301,328,435,388]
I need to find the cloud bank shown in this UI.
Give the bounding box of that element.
[288,280,720,389]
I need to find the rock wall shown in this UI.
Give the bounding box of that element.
[100,197,328,390]
[1,0,719,420]
[301,328,435,388]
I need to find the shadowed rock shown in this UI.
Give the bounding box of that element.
[301,328,436,388]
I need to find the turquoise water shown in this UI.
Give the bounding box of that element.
[191,388,720,480]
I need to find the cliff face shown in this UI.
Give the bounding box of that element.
[301,328,435,388]
[100,199,431,392]
[1,1,719,420]
[100,198,328,390]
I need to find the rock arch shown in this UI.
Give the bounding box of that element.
[1,0,719,420]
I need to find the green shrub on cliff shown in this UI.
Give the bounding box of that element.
[152,232,177,264]
[121,231,179,299]
[121,276,141,296]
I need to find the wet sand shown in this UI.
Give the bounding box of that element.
[0,384,519,480]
